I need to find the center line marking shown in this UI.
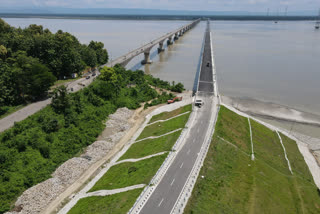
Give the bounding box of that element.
[187,149,190,155]
[158,198,164,207]
[180,162,184,168]
[170,178,175,186]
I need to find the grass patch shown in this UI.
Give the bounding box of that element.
[148,104,192,124]
[68,188,142,214]
[137,113,190,140]
[185,106,320,214]
[251,120,291,175]
[119,130,181,161]
[89,153,167,192]
[280,133,314,181]
[215,106,251,153]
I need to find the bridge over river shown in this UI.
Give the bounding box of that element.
[102,19,200,67]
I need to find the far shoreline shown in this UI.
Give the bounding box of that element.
[1,13,319,21]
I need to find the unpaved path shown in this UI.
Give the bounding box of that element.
[114,152,167,165]
[248,118,255,161]
[276,131,293,174]
[85,184,145,197]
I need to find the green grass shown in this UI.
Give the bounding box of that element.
[68,188,142,214]
[148,104,192,124]
[137,113,190,140]
[280,133,314,181]
[119,130,181,161]
[89,153,167,192]
[184,106,320,214]
[215,106,251,153]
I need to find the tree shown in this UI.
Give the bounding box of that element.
[81,45,97,68]
[51,86,71,114]
[0,45,7,60]
[26,63,56,99]
[88,41,108,65]
[171,82,185,93]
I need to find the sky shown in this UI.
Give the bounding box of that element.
[0,0,319,12]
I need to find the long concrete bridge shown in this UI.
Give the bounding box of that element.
[103,19,200,67]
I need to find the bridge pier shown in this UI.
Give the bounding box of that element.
[167,36,173,45]
[141,51,152,65]
[158,42,165,53]
[174,33,179,40]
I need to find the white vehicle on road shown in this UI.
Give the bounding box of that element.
[195,99,204,107]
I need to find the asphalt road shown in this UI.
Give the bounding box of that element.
[139,21,215,214]
[0,72,99,133]
[198,25,214,93]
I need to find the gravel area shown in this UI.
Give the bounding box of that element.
[5,108,134,214]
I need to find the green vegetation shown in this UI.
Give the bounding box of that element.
[137,113,190,140]
[89,153,167,192]
[251,120,291,175]
[0,64,184,213]
[185,106,320,214]
[148,104,191,124]
[0,18,108,115]
[144,75,185,93]
[119,130,181,161]
[68,188,143,214]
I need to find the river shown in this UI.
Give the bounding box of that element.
[3,18,320,137]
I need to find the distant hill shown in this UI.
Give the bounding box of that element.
[0,7,318,16]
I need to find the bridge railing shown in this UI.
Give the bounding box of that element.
[102,19,200,67]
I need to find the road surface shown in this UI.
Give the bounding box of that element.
[0,72,98,133]
[139,21,216,214]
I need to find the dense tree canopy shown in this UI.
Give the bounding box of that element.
[0,65,182,213]
[0,18,109,114]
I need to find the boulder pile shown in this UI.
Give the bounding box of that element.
[6,108,134,214]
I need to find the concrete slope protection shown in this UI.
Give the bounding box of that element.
[137,20,218,214]
[56,100,193,214]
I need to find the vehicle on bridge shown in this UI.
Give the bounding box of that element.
[167,97,182,104]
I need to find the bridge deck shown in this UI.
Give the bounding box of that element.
[198,24,214,93]
[102,19,200,67]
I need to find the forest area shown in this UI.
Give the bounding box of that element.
[0,18,108,116]
[0,18,185,213]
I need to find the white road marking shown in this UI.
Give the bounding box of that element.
[193,139,195,143]
[158,198,164,207]
[180,162,184,168]
[197,129,200,133]
[170,178,175,186]
[187,149,190,155]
